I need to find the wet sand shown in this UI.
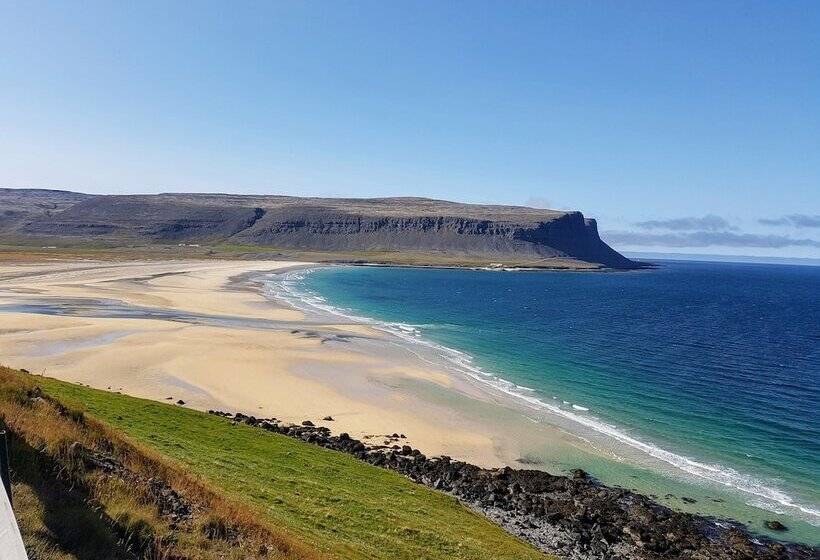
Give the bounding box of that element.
[4,258,820,544]
[0,259,588,468]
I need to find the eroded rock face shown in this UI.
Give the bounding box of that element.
[209,410,819,560]
[1,189,640,269]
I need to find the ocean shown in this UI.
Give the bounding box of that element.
[268,260,820,544]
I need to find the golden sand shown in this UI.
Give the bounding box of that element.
[0,259,585,467]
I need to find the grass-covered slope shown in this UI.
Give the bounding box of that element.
[0,367,545,560]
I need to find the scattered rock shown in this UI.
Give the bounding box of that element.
[203,409,817,560]
[176,399,185,405]
[323,416,334,421]
[71,443,193,523]
[765,520,788,531]
[148,478,193,522]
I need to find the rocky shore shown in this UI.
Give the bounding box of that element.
[208,410,818,560]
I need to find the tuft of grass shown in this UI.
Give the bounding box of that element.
[1,366,547,560]
[0,366,323,560]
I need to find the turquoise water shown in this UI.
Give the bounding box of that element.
[275,260,819,543]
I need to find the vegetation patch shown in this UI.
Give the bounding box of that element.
[0,367,324,560]
[0,366,545,560]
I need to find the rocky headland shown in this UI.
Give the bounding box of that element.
[0,188,640,269]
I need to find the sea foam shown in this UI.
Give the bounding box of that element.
[264,268,820,527]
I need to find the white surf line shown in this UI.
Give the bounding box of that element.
[264,268,820,525]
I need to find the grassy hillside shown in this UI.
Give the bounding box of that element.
[0,367,545,560]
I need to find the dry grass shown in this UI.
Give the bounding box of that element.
[0,365,325,560]
[1,366,548,560]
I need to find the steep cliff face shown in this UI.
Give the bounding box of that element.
[0,189,639,269]
[231,206,635,267]
[512,212,636,268]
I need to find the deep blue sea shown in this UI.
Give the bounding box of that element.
[277,260,820,541]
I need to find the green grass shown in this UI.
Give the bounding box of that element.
[0,242,600,270]
[34,376,547,560]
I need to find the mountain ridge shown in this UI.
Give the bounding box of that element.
[0,188,639,269]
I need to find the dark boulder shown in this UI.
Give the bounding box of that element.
[765,520,788,531]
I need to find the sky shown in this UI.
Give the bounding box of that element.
[1,1,819,257]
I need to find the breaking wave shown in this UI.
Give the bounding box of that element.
[263,267,820,527]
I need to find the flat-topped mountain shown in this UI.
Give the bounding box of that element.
[0,188,638,269]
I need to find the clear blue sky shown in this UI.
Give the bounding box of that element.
[1,1,818,257]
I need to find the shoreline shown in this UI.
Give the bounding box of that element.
[201,407,819,559]
[342,260,656,272]
[262,265,820,538]
[0,258,550,468]
[0,257,816,546]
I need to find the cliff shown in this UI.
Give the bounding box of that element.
[0,189,639,269]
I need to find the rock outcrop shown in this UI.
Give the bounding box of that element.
[210,410,819,560]
[0,189,639,269]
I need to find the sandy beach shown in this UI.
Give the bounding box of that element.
[2,257,820,548]
[0,258,588,468]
